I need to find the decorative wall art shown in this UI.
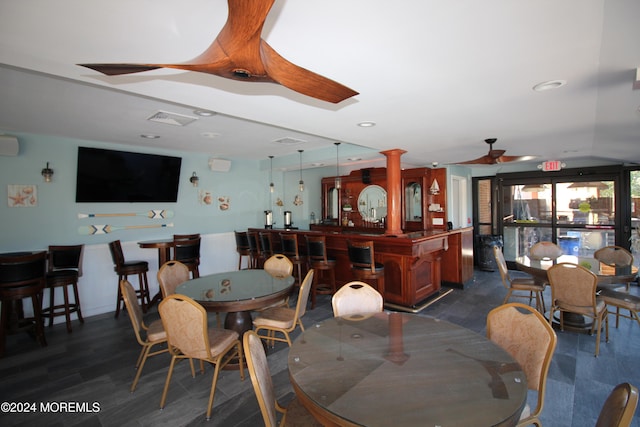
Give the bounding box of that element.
[8,185,37,207]
[77,209,174,219]
[199,190,213,205]
[293,194,303,206]
[78,223,174,235]
[218,196,230,210]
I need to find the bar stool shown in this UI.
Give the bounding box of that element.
[347,240,385,294]
[43,244,84,332]
[305,235,336,309]
[0,251,48,357]
[172,234,201,278]
[280,232,307,286]
[258,232,275,260]
[247,231,264,269]
[109,240,151,318]
[234,231,252,270]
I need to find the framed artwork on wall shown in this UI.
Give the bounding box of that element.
[8,185,37,207]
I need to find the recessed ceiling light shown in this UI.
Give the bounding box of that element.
[311,162,324,167]
[357,121,376,127]
[533,80,567,92]
[201,132,220,139]
[193,109,216,117]
[140,134,160,139]
[348,157,362,161]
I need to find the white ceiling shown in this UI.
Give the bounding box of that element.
[1,0,639,172]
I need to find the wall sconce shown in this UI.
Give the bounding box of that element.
[298,149,305,192]
[41,161,54,183]
[189,171,199,187]
[334,142,341,189]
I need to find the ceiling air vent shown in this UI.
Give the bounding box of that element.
[147,110,198,127]
[273,137,306,146]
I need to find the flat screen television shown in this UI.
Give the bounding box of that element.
[76,147,182,202]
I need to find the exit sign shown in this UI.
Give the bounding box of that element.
[541,160,563,172]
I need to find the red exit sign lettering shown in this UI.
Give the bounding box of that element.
[542,160,562,172]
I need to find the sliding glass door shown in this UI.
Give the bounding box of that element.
[499,175,618,263]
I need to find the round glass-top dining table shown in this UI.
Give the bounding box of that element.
[515,255,637,287]
[288,312,528,427]
[175,269,294,335]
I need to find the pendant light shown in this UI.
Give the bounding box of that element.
[334,142,342,189]
[269,155,275,193]
[298,149,305,192]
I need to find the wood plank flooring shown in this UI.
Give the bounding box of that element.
[1,268,639,426]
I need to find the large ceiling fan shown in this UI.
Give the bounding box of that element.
[78,0,358,104]
[455,138,535,165]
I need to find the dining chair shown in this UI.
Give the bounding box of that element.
[594,246,635,292]
[157,260,190,298]
[279,232,307,286]
[494,246,545,313]
[172,234,201,279]
[332,281,383,318]
[262,254,294,309]
[529,241,563,260]
[598,288,640,329]
[0,251,48,357]
[43,244,84,332]
[253,269,314,347]
[243,330,322,427]
[119,279,169,392]
[234,230,252,270]
[264,254,294,278]
[158,293,244,421]
[487,302,557,427]
[347,240,384,293]
[547,262,609,357]
[595,382,639,427]
[109,240,151,318]
[305,235,336,309]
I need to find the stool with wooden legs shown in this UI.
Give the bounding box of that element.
[304,235,336,309]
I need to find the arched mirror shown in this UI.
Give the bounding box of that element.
[358,185,387,222]
[405,182,422,221]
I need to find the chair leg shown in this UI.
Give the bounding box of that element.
[47,285,55,327]
[72,282,84,324]
[206,362,222,421]
[160,356,178,409]
[31,291,47,348]
[62,284,72,333]
[115,276,124,318]
[131,344,152,392]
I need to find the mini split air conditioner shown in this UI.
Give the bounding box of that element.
[0,135,19,156]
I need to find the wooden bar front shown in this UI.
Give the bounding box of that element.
[251,227,473,308]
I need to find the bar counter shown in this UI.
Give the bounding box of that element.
[250,226,473,309]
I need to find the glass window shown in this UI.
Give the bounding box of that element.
[556,181,614,226]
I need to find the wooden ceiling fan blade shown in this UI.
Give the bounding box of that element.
[78,0,357,102]
[77,63,162,76]
[495,155,532,163]
[260,42,358,103]
[454,155,497,165]
[488,149,506,159]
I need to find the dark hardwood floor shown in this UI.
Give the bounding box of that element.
[1,268,639,426]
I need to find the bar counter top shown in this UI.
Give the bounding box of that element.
[251,227,473,310]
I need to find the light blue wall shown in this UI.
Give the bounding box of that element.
[0,131,327,252]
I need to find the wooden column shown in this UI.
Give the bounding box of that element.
[381,149,406,235]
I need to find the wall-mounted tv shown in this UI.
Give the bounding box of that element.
[76,147,182,203]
